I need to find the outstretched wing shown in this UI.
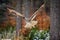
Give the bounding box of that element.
[30,8,40,21]
[7,8,25,17]
[29,4,44,21]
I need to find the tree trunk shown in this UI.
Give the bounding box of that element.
[22,0,31,18]
[50,0,60,40]
[15,0,22,39]
[44,0,50,15]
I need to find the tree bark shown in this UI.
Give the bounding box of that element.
[44,0,50,15]
[22,0,31,18]
[50,0,60,40]
[15,0,22,39]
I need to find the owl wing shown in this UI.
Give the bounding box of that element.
[7,8,24,17]
[29,4,44,21]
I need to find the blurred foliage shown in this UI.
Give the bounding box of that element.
[0,23,16,39]
[28,27,50,40]
[0,23,16,33]
[19,26,50,40]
